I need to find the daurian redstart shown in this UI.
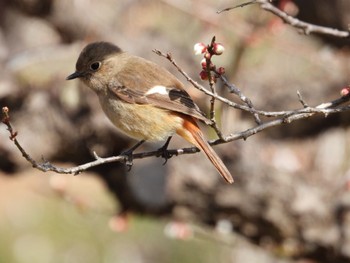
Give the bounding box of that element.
[67,42,233,184]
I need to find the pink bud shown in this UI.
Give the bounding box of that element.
[213,43,225,55]
[199,70,208,80]
[340,86,350,97]
[204,52,211,60]
[217,67,225,75]
[201,58,207,69]
[194,43,207,55]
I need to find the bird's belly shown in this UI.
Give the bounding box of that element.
[99,97,183,141]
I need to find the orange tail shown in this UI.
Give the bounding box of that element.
[176,116,234,184]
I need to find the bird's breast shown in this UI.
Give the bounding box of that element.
[98,95,183,141]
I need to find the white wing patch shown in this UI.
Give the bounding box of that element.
[145,85,169,96]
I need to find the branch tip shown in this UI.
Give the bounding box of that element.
[2,106,10,123]
[217,0,257,14]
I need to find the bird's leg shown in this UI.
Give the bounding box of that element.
[122,140,145,170]
[156,136,173,165]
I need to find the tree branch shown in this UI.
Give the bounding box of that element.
[218,0,350,38]
[3,82,350,175]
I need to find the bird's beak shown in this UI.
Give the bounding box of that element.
[66,71,84,80]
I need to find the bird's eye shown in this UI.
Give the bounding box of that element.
[90,61,101,71]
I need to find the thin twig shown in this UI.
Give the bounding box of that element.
[3,85,350,175]
[217,0,257,14]
[0,106,197,174]
[218,0,350,38]
[218,75,262,124]
[297,90,309,108]
[207,37,218,122]
[152,49,350,118]
[206,37,226,140]
[152,49,260,116]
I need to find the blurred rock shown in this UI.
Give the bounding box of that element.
[6,43,79,88]
[49,0,125,42]
[3,8,60,54]
[10,0,53,16]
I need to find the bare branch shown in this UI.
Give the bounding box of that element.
[207,37,218,123]
[218,75,262,124]
[218,0,350,38]
[297,90,309,108]
[217,0,257,13]
[152,49,261,116]
[153,48,350,117]
[0,106,200,175]
[3,79,350,175]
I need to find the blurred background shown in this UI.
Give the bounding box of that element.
[1,0,350,262]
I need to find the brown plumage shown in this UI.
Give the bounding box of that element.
[67,41,234,184]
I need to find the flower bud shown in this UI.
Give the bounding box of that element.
[213,43,225,55]
[217,67,225,75]
[340,86,350,97]
[201,58,207,69]
[194,43,207,55]
[204,52,211,60]
[199,70,209,80]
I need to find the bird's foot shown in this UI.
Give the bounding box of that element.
[121,140,145,170]
[156,137,173,165]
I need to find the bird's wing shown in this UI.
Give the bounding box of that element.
[107,63,211,124]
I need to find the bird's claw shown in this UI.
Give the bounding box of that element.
[121,140,145,171]
[159,149,173,165]
[124,153,134,171]
[121,149,134,171]
[156,137,173,165]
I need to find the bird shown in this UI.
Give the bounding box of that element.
[66,41,233,184]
